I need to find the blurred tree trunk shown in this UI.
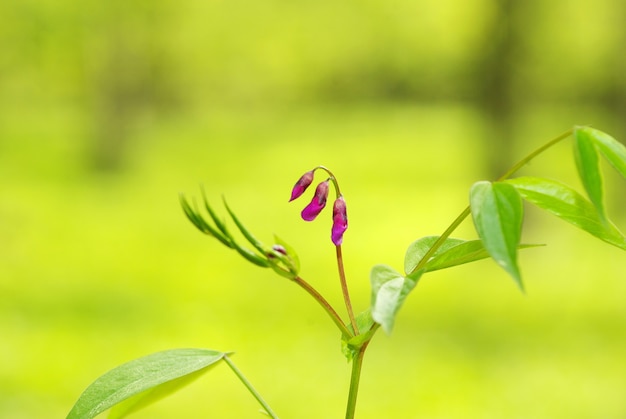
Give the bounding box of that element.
[89,2,180,171]
[601,1,626,210]
[92,37,138,171]
[477,0,521,179]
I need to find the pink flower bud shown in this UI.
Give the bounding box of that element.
[301,180,329,221]
[331,196,348,246]
[289,170,315,202]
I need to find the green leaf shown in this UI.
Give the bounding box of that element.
[575,126,626,180]
[573,129,605,220]
[370,265,423,334]
[223,198,271,255]
[424,240,541,272]
[506,176,626,250]
[403,236,465,275]
[470,181,524,290]
[405,236,541,275]
[179,194,232,248]
[66,349,225,419]
[342,309,375,361]
[201,188,230,237]
[230,240,271,267]
[108,368,209,419]
[424,239,487,271]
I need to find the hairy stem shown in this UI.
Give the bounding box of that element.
[224,355,279,419]
[336,245,359,334]
[409,128,573,275]
[293,275,354,339]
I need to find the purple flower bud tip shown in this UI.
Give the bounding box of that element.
[289,170,315,202]
[331,196,348,246]
[301,180,329,221]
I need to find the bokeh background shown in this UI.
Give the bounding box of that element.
[1,0,625,417]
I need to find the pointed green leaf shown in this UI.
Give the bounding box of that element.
[424,239,486,271]
[573,129,605,220]
[67,349,225,419]
[108,367,210,419]
[403,236,465,275]
[425,240,541,272]
[575,126,626,180]
[223,198,271,255]
[201,188,230,237]
[470,181,524,290]
[179,194,233,248]
[370,265,423,334]
[506,176,626,250]
[230,240,271,267]
[405,236,541,275]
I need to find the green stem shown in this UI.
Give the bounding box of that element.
[336,245,359,334]
[409,128,573,275]
[495,128,573,181]
[345,340,371,419]
[316,165,342,196]
[411,206,471,274]
[224,355,279,419]
[293,275,354,339]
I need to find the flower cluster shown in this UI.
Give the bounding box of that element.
[289,168,348,246]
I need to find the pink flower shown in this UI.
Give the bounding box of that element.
[289,170,315,202]
[331,196,348,245]
[301,180,329,221]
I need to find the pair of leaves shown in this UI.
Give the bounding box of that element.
[505,177,626,250]
[370,127,626,334]
[67,349,225,419]
[468,127,626,288]
[371,234,538,333]
[574,126,626,222]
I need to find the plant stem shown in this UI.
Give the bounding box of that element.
[345,340,371,419]
[409,128,574,276]
[223,355,280,419]
[316,165,342,195]
[336,245,359,334]
[495,128,573,181]
[293,275,354,339]
[411,206,471,275]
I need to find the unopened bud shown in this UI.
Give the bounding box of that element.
[331,196,348,246]
[301,180,330,221]
[289,170,315,202]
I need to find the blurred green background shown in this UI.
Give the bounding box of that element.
[1,0,625,417]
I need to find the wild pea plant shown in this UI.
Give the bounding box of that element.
[67,126,626,419]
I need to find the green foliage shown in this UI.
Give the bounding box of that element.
[342,309,376,361]
[369,265,423,334]
[404,236,541,275]
[66,349,225,419]
[470,181,525,290]
[385,126,626,333]
[179,192,301,276]
[67,125,626,418]
[505,177,626,249]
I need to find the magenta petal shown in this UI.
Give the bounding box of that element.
[331,196,348,245]
[289,170,315,202]
[301,180,329,221]
[301,201,325,221]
